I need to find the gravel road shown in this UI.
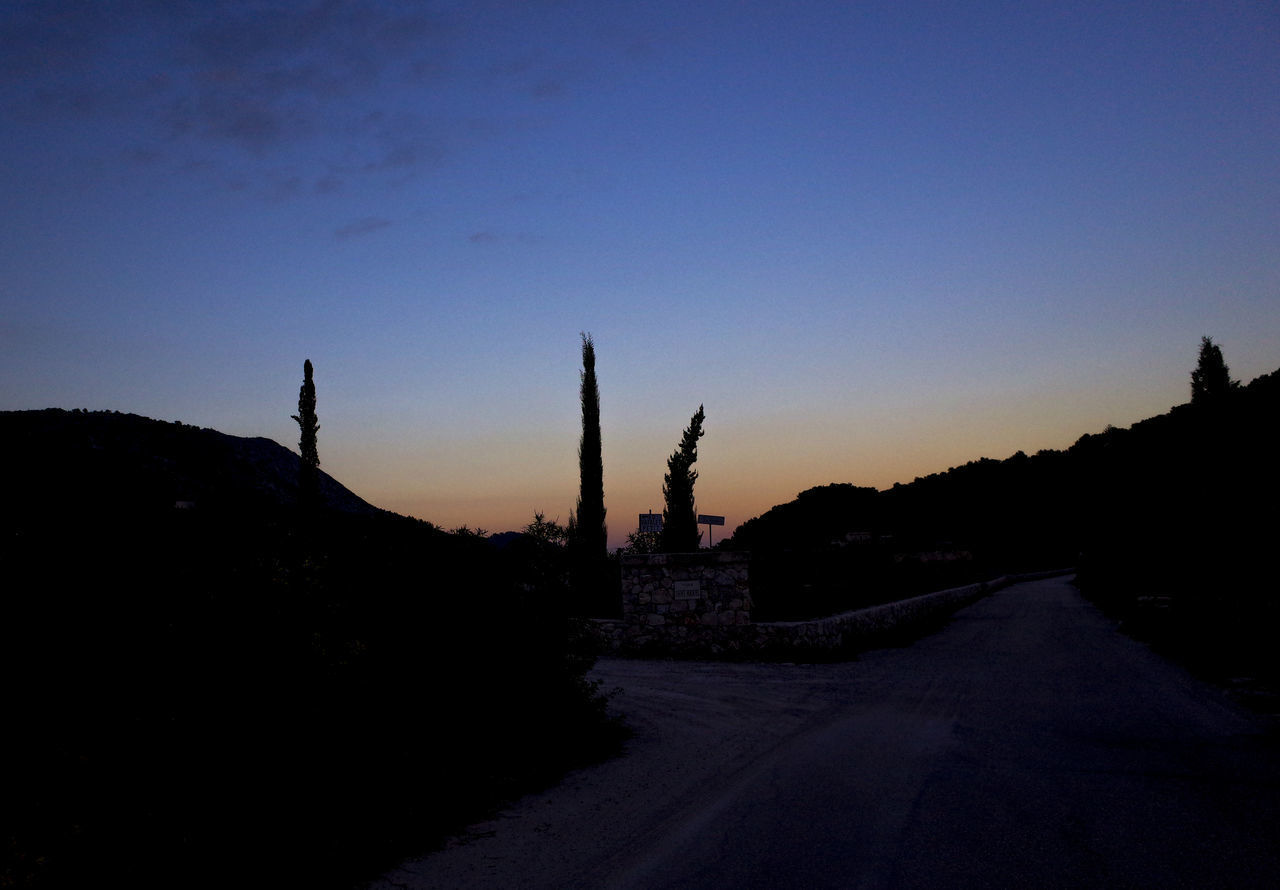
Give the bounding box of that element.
[370,576,1280,889]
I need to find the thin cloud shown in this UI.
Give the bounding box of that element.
[1,2,454,171]
[335,217,392,240]
[468,231,541,246]
[531,79,565,99]
[314,174,344,195]
[361,140,443,173]
[0,1,629,198]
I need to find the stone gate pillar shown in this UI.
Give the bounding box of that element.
[620,552,751,632]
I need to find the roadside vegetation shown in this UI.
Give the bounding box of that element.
[1075,340,1278,695]
[721,339,1279,694]
[0,362,624,889]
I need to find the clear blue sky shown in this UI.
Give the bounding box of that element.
[3,1,1278,548]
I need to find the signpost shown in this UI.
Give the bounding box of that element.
[636,512,724,546]
[697,514,725,547]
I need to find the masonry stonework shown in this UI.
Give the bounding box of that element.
[594,567,1073,657]
[618,551,751,641]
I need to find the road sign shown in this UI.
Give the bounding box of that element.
[698,514,726,547]
[638,512,663,533]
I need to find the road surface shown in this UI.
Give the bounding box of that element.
[371,575,1280,889]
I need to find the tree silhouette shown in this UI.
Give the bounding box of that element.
[661,405,705,552]
[572,334,607,559]
[621,529,662,554]
[1190,336,1236,405]
[291,359,320,508]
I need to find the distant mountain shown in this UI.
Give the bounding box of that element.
[0,408,386,519]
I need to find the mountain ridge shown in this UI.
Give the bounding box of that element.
[726,365,1280,554]
[1,407,385,519]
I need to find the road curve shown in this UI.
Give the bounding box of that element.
[371,575,1280,889]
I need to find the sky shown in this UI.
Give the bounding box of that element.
[2,0,1278,550]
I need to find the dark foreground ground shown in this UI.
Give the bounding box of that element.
[372,575,1280,889]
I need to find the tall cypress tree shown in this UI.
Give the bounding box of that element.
[571,335,607,608]
[292,359,320,509]
[661,405,705,553]
[574,334,606,556]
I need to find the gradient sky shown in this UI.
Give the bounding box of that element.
[3,1,1278,549]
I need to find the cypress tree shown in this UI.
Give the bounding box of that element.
[574,334,607,556]
[661,405,705,553]
[571,335,607,608]
[292,359,320,508]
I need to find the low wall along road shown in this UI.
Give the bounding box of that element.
[593,551,1072,656]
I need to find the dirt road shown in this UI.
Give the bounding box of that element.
[371,576,1280,888]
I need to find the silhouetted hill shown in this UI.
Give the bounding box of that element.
[725,368,1280,681]
[730,366,1279,558]
[0,409,617,890]
[0,408,384,519]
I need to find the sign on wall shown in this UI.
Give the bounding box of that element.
[674,580,702,600]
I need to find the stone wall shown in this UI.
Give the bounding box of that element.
[616,550,747,640]
[594,566,1074,658]
[588,552,754,655]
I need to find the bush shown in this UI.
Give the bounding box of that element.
[1,507,621,889]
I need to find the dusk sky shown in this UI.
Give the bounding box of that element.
[3,1,1278,548]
